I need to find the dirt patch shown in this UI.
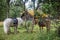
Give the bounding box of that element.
[0,22,3,26]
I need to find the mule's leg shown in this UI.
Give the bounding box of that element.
[31,24,34,33]
[31,20,35,33]
[45,19,51,33]
[39,27,42,32]
[26,25,29,32]
[47,26,50,33]
[7,26,11,34]
[14,26,17,34]
[25,21,29,32]
[46,23,50,33]
[42,27,43,30]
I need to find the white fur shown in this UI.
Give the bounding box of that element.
[3,18,13,34]
[17,17,24,26]
[3,18,23,34]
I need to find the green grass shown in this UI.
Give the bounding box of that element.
[0,23,60,40]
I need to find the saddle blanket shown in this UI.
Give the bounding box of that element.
[13,18,18,26]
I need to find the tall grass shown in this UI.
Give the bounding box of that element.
[0,22,60,40]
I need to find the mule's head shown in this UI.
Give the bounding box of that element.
[21,11,33,20]
[21,11,27,20]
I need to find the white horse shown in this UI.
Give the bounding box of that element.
[3,17,24,34]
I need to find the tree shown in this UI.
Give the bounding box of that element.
[0,0,7,21]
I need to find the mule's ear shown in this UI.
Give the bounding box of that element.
[21,13,24,18]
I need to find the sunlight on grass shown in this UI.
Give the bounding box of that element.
[0,22,3,26]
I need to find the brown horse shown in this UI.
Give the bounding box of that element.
[34,16,51,32]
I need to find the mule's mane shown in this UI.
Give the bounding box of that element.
[21,11,34,21]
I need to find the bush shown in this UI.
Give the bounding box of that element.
[57,26,60,37]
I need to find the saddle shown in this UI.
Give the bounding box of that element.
[38,21,45,27]
[13,18,18,26]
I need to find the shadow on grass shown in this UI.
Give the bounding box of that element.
[22,30,37,33]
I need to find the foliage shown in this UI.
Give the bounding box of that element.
[0,0,24,21]
[57,26,60,37]
[0,0,7,21]
[41,2,60,18]
[9,0,24,18]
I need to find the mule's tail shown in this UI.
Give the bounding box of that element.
[3,21,9,34]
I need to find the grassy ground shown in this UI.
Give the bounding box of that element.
[0,22,60,40]
[0,22,3,26]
